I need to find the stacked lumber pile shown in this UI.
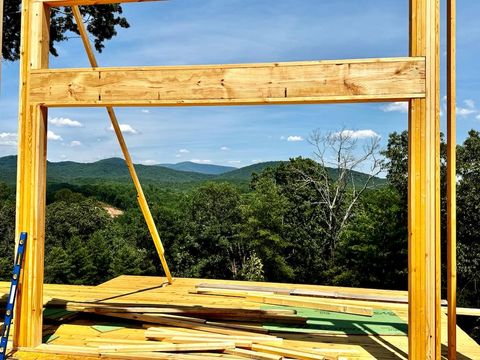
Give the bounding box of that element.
[18,305,336,359]
[18,283,388,360]
[5,277,480,359]
[34,303,334,359]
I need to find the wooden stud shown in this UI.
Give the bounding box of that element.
[104,312,275,337]
[408,0,440,359]
[196,282,411,303]
[71,6,173,283]
[193,289,373,316]
[447,0,457,358]
[250,344,325,360]
[20,345,233,360]
[224,348,283,360]
[442,307,480,317]
[145,332,282,344]
[13,0,50,348]
[435,1,442,357]
[28,57,426,107]
[97,342,236,353]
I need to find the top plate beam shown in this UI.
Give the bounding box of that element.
[29,57,426,108]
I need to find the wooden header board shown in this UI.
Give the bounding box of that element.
[29,58,426,107]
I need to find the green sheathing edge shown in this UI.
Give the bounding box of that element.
[262,306,407,335]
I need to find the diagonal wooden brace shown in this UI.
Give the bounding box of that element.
[71,6,173,284]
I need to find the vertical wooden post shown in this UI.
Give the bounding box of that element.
[408,0,440,359]
[14,0,50,348]
[447,0,457,358]
[434,0,441,358]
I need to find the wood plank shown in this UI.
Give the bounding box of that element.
[408,0,441,359]
[194,289,373,316]
[97,342,236,353]
[104,353,243,360]
[246,294,373,317]
[28,58,426,107]
[13,0,50,348]
[196,282,410,303]
[443,307,480,317]
[102,312,275,337]
[250,344,325,360]
[224,348,283,360]
[78,305,298,321]
[447,1,457,359]
[105,354,244,360]
[144,331,282,344]
[20,345,234,360]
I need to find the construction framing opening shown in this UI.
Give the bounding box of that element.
[12,0,451,359]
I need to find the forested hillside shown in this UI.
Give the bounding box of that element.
[0,130,479,340]
[0,157,387,188]
[0,156,214,185]
[160,161,237,175]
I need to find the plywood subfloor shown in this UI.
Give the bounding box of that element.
[1,276,479,359]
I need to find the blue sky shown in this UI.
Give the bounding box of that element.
[1,0,479,167]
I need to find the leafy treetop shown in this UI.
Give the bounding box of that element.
[2,1,129,61]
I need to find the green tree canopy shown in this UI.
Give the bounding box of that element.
[173,182,242,279]
[2,1,129,61]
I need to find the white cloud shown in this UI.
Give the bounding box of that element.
[220,146,230,151]
[179,149,190,154]
[0,132,18,146]
[142,159,157,165]
[252,159,262,164]
[47,130,63,141]
[280,136,286,140]
[457,107,475,117]
[381,102,408,113]
[141,109,150,114]
[287,135,304,142]
[456,99,478,118]
[69,140,82,147]
[48,117,83,127]
[228,160,241,164]
[190,159,212,164]
[175,154,182,158]
[335,129,380,139]
[464,99,475,109]
[109,124,138,135]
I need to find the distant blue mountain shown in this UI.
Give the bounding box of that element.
[160,161,237,175]
[0,156,213,184]
[0,156,386,188]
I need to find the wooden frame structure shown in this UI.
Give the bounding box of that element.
[13,0,456,359]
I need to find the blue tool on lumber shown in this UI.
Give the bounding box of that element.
[0,232,28,360]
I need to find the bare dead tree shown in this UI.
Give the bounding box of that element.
[294,128,384,260]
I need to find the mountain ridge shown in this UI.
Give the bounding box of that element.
[0,156,386,187]
[159,161,237,175]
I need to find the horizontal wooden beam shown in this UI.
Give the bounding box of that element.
[39,0,163,7]
[29,57,425,107]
